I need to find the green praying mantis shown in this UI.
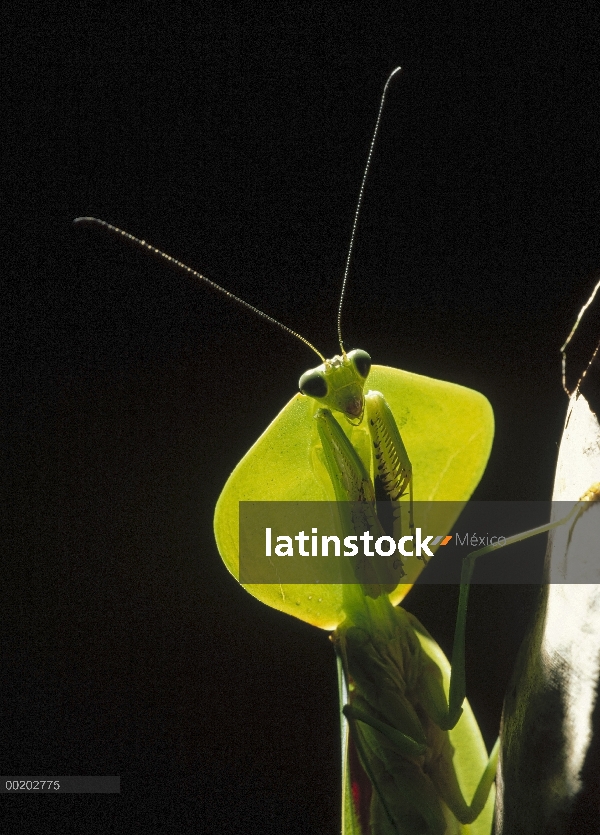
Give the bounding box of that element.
[74,68,600,834]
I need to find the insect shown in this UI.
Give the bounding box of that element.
[75,68,598,833]
[74,67,493,627]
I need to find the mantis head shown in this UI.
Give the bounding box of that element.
[298,349,372,425]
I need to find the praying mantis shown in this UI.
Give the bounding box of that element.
[74,69,599,834]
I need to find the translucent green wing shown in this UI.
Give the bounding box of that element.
[214,365,494,629]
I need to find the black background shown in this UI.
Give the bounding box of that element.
[3,3,600,833]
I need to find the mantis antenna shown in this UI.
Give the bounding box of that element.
[73,217,326,362]
[336,65,402,355]
[74,68,402,364]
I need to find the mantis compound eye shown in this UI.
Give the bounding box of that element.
[349,349,371,379]
[299,370,328,398]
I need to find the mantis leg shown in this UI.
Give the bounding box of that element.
[365,391,415,546]
[314,390,416,586]
[342,704,427,757]
[353,704,499,826]
[314,407,405,592]
[445,483,600,729]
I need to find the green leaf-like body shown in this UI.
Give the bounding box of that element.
[214,365,494,629]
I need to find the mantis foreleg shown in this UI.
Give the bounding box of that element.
[314,388,415,589]
[365,391,415,544]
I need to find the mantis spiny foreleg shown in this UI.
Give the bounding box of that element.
[365,391,415,547]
